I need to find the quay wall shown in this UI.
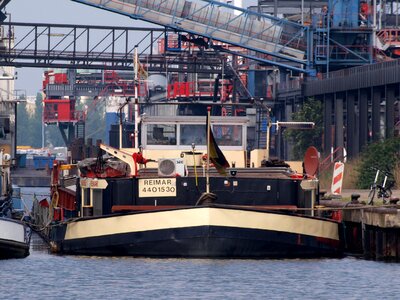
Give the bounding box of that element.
[342,206,400,261]
[322,196,400,261]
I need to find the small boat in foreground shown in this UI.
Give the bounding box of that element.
[0,151,30,259]
[44,115,343,258]
[0,217,30,259]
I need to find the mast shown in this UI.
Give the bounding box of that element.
[206,107,211,194]
[118,104,123,150]
[134,46,139,148]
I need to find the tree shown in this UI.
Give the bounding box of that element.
[17,93,66,148]
[17,94,110,148]
[283,98,323,160]
[356,138,400,188]
[17,93,43,148]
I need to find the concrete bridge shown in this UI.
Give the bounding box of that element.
[297,59,400,158]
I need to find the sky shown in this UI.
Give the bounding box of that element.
[5,0,257,96]
[6,0,146,96]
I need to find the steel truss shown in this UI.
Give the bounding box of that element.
[0,22,224,73]
[72,0,314,74]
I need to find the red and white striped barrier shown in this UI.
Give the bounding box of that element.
[331,162,345,195]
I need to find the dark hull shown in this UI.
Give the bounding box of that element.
[50,206,343,258]
[0,239,29,259]
[59,226,342,258]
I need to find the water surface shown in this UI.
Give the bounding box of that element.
[1,246,399,299]
[1,188,399,299]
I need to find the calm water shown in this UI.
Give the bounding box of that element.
[1,189,400,299]
[1,249,400,299]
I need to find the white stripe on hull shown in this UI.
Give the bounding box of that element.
[0,218,26,243]
[65,207,339,241]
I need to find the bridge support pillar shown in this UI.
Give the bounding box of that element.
[335,94,344,156]
[346,92,356,158]
[359,88,369,151]
[372,87,381,142]
[323,94,333,155]
[386,85,396,138]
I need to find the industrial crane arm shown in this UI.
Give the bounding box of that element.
[99,143,137,176]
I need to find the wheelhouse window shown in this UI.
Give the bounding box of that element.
[180,124,207,146]
[147,124,177,145]
[141,117,247,150]
[212,124,242,146]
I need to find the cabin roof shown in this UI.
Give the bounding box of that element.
[141,115,250,125]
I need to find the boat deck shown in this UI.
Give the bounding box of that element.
[138,167,297,179]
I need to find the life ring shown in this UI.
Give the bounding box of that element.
[48,188,60,221]
[51,190,59,208]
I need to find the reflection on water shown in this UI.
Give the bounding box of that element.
[2,188,399,299]
[1,242,400,299]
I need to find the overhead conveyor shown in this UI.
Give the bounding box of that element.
[0,0,12,22]
[0,0,12,10]
[72,0,314,74]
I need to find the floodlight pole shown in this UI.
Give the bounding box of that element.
[266,121,271,162]
[266,121,315,161]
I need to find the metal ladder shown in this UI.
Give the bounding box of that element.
[76,121,86,140]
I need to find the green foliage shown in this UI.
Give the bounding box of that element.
[284,98,323,160]
[17,93,42,148]
[356,138,400,188]
[17,93,66,148]
[16,94,118,148]
[46,125,65,147]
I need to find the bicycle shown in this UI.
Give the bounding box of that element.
[367,167,395,205]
